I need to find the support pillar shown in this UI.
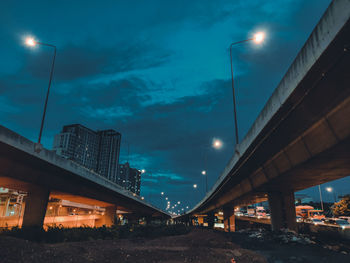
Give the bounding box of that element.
[268,191,297,232]
[22,185,50,228]
[223,204,235,232]
[145,215,153,225]
[96,205,116,227]
[207,212,215,228]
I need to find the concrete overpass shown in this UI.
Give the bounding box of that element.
[0,125,170,228]
[179,0,350,232]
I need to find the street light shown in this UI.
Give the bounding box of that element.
[326,187,337,202]
[200,139,222,195]
[193,184,197,189]
[25,36,57,151]
[212,138,223,150]
[202,170,208,193]
[229,31,266,145]
[318,185,324,211]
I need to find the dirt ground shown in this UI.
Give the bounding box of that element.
[0,228,350,263]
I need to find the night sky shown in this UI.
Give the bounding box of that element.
[1,0,349,212]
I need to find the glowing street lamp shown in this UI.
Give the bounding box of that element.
[253,32,265,44]
[24,36,57,151]
[161,192,164,195]
[326,187,337,202]
[141,169,146,174]
[177,201,180,204]
[193,184,197,189]
[25,37,36,46]
[229,31,266,145]
[202,170,208,194]
[212,139,223,149]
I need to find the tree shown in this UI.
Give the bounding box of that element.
[332,195,350,216]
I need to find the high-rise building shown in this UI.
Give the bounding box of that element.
[118,162,141,195]
[53,124,121,182]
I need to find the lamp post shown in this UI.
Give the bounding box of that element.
[201,170,207,193]
[25,37,57,152]
[318,185,324,211]
[229,32,265,145]
[201,138,223,194]
[326,187,337,203]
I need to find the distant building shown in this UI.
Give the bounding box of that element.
[117,162,141,195]
[53,124,121,182]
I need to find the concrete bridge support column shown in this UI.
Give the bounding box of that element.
[96,205,117,227]
[188,216,193,226]
[145,216,153,225]
[268,191,297,232]
[207,212,215,228]
[22,185,50,228]
[223,205,235,232]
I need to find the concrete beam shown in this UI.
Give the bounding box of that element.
[268,191,297,231]
[95,205,117,227]
[22,185,50,228]
[207,212,215,228]
[223,204,235,232]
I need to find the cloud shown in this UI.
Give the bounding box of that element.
[20,40,171,82]
[0,0,337,209]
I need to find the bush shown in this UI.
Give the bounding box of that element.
[0,224,191,243]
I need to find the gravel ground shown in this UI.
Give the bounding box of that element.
[229,228,350,263]
[0,229,266,263]
[1,228,350,263]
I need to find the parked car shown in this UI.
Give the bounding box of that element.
[305,218,323,225]
[296,216,303,222]
[235,211,244,216]
[339,216,350,223]
[324,218,350,229]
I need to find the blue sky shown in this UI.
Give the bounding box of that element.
[0,0,348,211]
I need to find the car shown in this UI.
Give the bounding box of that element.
[339,216,350,223]
[235,211,244,216]
[324,218,350,229]
[334,219,350,230]
[296,216,303,222]
[305,218,323,225]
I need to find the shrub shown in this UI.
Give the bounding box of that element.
[0,224,191,243]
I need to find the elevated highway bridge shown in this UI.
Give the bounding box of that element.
[0,126,170,228]
[179,0,350,232]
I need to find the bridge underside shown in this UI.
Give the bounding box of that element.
[184,1,350,232]
[0,132,169,228]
